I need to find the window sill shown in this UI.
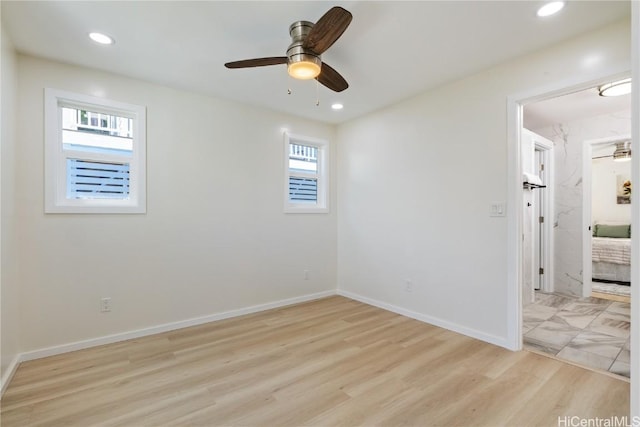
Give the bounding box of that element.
[284,206,329,214]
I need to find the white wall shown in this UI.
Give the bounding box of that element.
[534,109,631,296]
[14,55,336,353]
[1,26,20,389]
[592,152,632,225]
[336,20,630,345]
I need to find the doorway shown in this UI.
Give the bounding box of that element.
[584,136,633,301]
[518,81,631,378]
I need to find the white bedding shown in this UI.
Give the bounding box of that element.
[592,237,631,265]
[593,261,631,283]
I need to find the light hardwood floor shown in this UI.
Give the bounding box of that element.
[591,291,631,303]
[1,296,629,426]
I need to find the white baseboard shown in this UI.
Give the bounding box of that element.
[19,290,337,363]
[337,289,511,350]
[4,288,510,398]
[1,354,21,398]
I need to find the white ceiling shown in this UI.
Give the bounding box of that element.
[1,1,631,124]
[524,86,631,130]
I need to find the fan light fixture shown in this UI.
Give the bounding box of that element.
[613,141,632,162]
[224,7,351,92]
[287,60,321,80]
[286,21,322,80]
[599,78,632,97]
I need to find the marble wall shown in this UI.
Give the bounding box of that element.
[533,109,631,296]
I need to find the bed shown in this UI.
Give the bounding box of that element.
[592,223,631,285]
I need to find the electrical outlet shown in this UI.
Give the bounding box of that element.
[100,297,112,313]
[304,270,309,280]
[404,279,413,293]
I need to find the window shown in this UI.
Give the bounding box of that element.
[45,89,146,213]
[284,132,328,213]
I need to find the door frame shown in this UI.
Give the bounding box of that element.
[582,135,631,298]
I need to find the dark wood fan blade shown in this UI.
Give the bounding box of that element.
[303,6,352,54]
[225,57,288,69]
[317,62,348,92]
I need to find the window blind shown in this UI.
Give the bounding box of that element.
[289,176,318,202]
[66,159,130,199]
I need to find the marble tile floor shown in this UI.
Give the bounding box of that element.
[523,291,630,378]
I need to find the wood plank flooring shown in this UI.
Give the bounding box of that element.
[591,291,631,303]
[0,296,629,426]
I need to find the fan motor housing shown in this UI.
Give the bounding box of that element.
[287,20,321,72]
[289,20,314,42]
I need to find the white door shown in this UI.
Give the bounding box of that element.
[534,149,544,291]
[522,129,554,302]
[521,130,536,304]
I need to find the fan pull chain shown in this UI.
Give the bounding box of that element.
[287,89,292,95]
[315,80,320,107]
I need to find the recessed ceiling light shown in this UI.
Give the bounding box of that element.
[331,103,344,110]
[537,1,565,17]
[598,78,632,97]
[88,32,115,45]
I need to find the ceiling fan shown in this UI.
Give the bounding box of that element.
[224,6,352,92]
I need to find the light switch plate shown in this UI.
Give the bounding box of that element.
[490,202,506,217]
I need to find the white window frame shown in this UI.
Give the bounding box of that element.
[44,88,146,214]
[284,132,329,213]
